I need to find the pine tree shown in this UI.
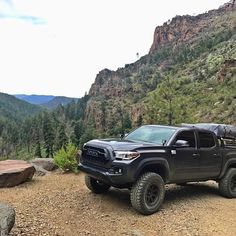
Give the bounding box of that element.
[123,113,132,130]
[35,138,42,158]
[72,120,83,146]
[100,99,106,131]
[56,123,68,151]
[117,106,124,135]
[43,113,54,158]
[137,115,143,127]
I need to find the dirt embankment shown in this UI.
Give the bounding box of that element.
[0,173,235,236]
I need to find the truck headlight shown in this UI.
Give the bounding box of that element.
[114,151,140,160]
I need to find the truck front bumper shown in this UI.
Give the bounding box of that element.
[78,162,135,187]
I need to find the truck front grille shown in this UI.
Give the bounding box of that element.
[82,145,110,165]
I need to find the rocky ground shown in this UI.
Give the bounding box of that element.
[0,172,235,236]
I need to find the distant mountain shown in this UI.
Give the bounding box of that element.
[40,96,78,109]
[0,92,42,121]
[14,94,78,109]
[14,94,55,105]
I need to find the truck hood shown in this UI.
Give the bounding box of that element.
[85,139,165,151]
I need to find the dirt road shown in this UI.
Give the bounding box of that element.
[0,172,235,236]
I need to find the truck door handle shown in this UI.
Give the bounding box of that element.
[192,153,200,158]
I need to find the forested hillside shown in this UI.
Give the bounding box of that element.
[85,2,236,135]
[0,93,42,121]
[0,94,89,159]
[0,1,235,160]
[40,96,79,109]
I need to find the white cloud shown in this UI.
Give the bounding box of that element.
[0,0,45,24]
[0,0,227,97]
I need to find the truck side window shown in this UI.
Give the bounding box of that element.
[199,132,215,148]
[175,131,196,148]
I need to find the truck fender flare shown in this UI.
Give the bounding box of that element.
[134,157,170,182]
[219,158,236,179]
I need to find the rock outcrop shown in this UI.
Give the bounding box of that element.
[0,203,15,236]
[83,1,236,131]
[0,160,35,188]
[29,158,56,171]
[149,1,236,53]
[29,158,57,176]
[30,164,49,176]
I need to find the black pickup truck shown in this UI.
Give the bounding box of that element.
[78,123,236,215]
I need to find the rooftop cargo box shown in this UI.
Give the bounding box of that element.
[182,123,236,139]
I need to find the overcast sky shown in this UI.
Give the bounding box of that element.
[0,0,227,97]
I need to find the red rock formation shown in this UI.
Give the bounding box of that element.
[149,1,236,54]
[0,160,35,187]
[83,1,235,131]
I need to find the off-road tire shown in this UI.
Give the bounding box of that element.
[130,172,165,215]
[219,168,236,198]
[85,175,110,194]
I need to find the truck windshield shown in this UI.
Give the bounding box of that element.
[124,126,176,145]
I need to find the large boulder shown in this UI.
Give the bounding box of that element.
[29,158,57,171]
[0,202,15,236]
[31,164,49,176]
[0,160,35,188]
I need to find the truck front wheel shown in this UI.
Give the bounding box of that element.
[219,168,236,198]
[130,172,165,215]
[85,175,110,194]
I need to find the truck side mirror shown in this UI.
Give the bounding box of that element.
[120,133,128,139]
[174,140,190,148]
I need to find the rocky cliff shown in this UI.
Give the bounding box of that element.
[84,1,236,133]
[150,2,235,53]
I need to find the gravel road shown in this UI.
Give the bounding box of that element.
[0,172,235,236]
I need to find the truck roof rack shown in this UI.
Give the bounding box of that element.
[181,123,236,139]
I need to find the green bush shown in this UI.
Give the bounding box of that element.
[53,143,78,172]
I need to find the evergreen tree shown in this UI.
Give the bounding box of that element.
[100,99,106,131]
[117,106,124,135]
[123,113,132,131]
[137,115,143,127]
[160,76,174,125]
[56,123,68,151]
[35,138,42,158]
[79,126,97,148]
[72,120,83,146]
[43,113,54,158]
[65,100,76,120]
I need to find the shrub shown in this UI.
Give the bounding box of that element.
[53,143,78,172]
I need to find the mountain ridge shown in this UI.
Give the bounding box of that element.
[84,1,236,132]
[15,94,55,105]
[40,96,79,109]
[0,92,43,121]
[149,1,236,53]
[14,94,78,109]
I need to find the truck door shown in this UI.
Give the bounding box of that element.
[197,131,222,178]
[172,130,200,181]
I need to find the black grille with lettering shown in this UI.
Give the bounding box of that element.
[82,145,109,166]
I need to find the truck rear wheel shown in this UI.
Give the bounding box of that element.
[130,172,165,215]
[85,175,110,194]
[219,168,236,198]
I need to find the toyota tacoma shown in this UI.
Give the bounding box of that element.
[78,123,236,215]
